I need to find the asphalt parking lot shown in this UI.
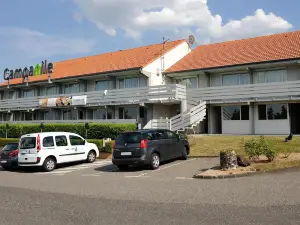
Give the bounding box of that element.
[0,157,218,180]
[1,158,300,225]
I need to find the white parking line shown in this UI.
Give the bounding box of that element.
[129,158,196,178]
[125,173,148,178]
[82,174,102,177]
[175,177,194,180]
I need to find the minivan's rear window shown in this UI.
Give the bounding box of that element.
[116,132,142,145]
[2,143,18,151]
[20,137,36,149]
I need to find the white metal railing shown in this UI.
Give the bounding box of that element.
[187,80,300,103]
[143,119,170,130]
[0,119,136,124]
[0,84,186,111]
[170,101,206,131]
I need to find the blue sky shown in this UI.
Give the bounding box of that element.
[0,0,297,82]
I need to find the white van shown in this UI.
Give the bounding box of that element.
[18,132,99,172]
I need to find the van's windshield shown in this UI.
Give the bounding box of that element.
[115,132,142,145]
[20,137,36,149]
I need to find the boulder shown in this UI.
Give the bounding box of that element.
[237,155,251,167]
[220,150,237,171]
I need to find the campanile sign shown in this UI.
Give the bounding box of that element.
[3,60,54,82]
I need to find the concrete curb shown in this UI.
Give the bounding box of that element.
[193,172,252,179]
[188,156,218,159]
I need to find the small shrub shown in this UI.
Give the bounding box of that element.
[0,138,20,146]
[87,139,103,149]
[281,147,292,158]
[244,138,261,161]
[260,137,279,162]
[104,141,115,153]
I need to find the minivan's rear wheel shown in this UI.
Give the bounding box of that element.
[150,153,160,170]
[181,147,188,160]
[43,157,56,172]
[87,150,96,163]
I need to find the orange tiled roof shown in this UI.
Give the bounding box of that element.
[166,30,300,73]
[0,39,185,87]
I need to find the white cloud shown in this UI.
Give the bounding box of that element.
[72,0,292,43]
[0,27,96,59]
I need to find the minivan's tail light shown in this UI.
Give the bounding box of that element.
[140,139,148,149]
[37,134,41,152]
[9,149,19,158]
[112,142,116,150]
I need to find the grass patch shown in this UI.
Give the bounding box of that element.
[189,135,300,157]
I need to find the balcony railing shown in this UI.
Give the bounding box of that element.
[0,84,185,111]
[187,80,300,103]
[0,119,136,124]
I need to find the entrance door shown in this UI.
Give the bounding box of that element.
[289,103,300,134]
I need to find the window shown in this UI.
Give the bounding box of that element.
[258,104,288,120]
[142,132,155,141]
[166,131,178,139]
[153,130,166,140]
[107,108,113,119]
[64,83,80,94]
[43,136,54,147]
[9,91,16,99]
[94,108,107,119]
[46,86,57,95]
[69,135,85,146]
[20,137,36,149]
[255,70,286,84]
[2,143,18,151]
[23,89,35,98]
[55,136,68,146]
[44,111,55,120]
[119,77,138,89]
[176,77,198,88]
[23,112,33,121]
[63,110,77,120]
[115,132,142,145]
[118,107,137,119]
[222,105,249,120]
[95,80,114,91]
[139,76,148,87]
[222,73,250,86]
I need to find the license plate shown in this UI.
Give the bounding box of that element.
[121,152,132,156]
[1,160,7,163]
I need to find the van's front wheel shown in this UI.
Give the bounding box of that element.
[87,150,96,163]
[43,157,56,172]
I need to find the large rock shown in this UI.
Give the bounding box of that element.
[220,150,237,171]
[237,155,251,167]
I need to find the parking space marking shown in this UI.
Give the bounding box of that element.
[175,177,194,180]
[33,160,112,176]
[82,174,102,177]
[125,173,148,178]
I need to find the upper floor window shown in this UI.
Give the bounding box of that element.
[8,91,17,99]
[23,89,35,98]
[254,70,286,84]
[222,105,249,120]
[46,86,57,95]
[119,77,138,89]
[176,77,198,88]
[222,73,250,86]
[64,83,80,94]
[95,80,114,91]
[258,104,287,120]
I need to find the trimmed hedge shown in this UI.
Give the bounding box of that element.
[0,123,135,139]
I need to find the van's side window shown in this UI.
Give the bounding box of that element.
[153,130,165,140]
[55,136,68,147]
[43,136,54,147]
[69,135,85,146]
[166,131,177,139]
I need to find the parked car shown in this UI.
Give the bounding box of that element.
[18,132,99,172]
[112,129,190,170]
[0,142,19,170]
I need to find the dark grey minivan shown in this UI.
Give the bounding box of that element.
[112,129,190,170]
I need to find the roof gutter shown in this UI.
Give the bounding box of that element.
[164,58,300,76]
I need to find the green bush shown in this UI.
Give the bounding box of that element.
[87,139,103,149]
[0,123,135,139]
[104,141,115,153]
[244,136,279,162]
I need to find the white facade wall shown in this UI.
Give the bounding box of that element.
[142,42,191,86]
